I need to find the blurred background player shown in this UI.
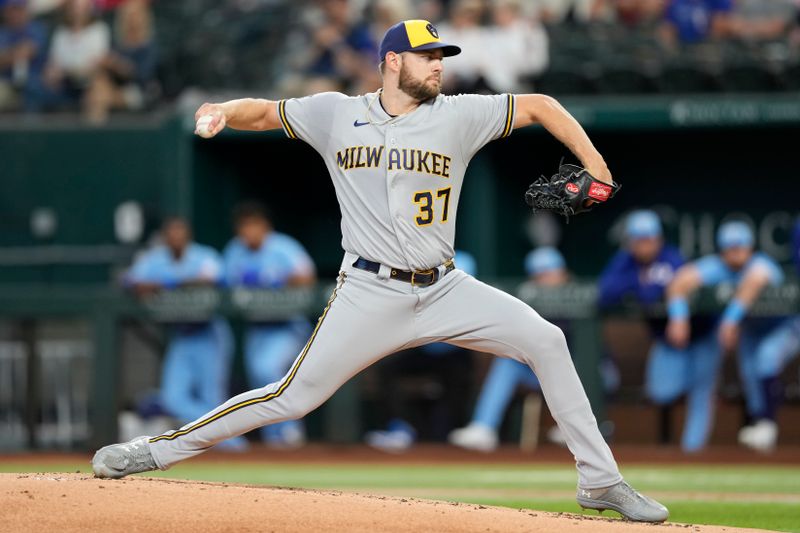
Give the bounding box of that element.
[223,202,316,448]
[664,221,784,452]
[597,210,706,450]
[448,247,617,452]
[126,217,246,451]
[364,250,477,453]
[741,217,800,451]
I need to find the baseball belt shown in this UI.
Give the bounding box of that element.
[352,257,455,287]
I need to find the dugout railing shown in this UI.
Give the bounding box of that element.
[0,282,797,450]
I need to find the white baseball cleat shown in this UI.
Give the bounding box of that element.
[447,423,498,452]
[92,436,158,479]
[576,481,669,523]
[738,419,778,452]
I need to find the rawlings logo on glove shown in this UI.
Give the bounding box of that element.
[525,162,621,219]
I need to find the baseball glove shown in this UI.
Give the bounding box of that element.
[524,162,620,219]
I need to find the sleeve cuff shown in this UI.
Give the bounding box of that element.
[278,99,298,140]
[500,93,515,139]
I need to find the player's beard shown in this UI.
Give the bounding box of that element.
[398,64,441,102]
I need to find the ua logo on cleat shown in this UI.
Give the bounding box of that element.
[580,490,592,498]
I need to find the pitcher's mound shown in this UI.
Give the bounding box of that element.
[0,473,768,533]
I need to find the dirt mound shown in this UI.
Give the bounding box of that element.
[0,474,770,533]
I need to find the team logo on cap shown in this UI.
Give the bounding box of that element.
[426,23,439,38]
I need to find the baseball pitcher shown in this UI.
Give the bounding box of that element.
[93,19,668,523]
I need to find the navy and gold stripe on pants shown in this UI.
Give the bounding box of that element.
[277,99,297,139]
[149,274,346,444]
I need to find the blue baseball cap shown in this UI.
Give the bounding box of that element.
[379,20,461,62]
[625,210,662,240]
[525,247,566,276]
[717,221,754,250]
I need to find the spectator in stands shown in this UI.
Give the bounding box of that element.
[612,0,667,28]
[665,221,784,452]
[28,0,62,15]
[94,0,126,11]
[126,217,247,451]
[370,0,413,46]
[0,0,47,111]
[223,202,316,448]
[303,0,379,94]
[416,0,445,25]
[658,0,733,48]
[437,0,487,94]
[84,0,157,124]
[528,0,612,25]
[43,0,110,111]
[742,218,800,452]
[364,250,477,453]
[482,0,549,93]
[439,0,547,94]
[726,0,795,42]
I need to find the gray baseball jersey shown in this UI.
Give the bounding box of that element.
[147,90,622,491]
[277,91,514,271]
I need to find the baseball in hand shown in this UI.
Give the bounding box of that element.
[195,115,217,138]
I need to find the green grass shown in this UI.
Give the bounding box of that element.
[2,462,799,531]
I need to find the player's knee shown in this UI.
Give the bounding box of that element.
[517,321,568,367]
[646,382,679,405]
[281,394,317,420]
[535,322,569,357]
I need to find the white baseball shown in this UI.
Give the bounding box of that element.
[195,115,216,138]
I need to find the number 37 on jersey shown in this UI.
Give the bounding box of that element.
[336,144,454,229]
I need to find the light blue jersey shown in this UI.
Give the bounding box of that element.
[128,243,223,287]
[223,231,316,446]
[686,251,785,426]
[695,253,784,288]
[127,241,245,449]
[223,232,315,288]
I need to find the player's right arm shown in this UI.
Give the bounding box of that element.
[664,264,704,349]
[194,99,282,137]
[513,94,611,185]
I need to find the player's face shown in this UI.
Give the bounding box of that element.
[628,237,662,265]
[237,217,270,249]
[163,220,190,254]
[533,269,568,287]
[721,246,753,271]
[398,50,444,101]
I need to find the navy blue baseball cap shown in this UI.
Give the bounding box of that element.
[379,20,461,62]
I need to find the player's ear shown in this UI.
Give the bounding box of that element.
[386,51,401,73]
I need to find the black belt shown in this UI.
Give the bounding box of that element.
[352,257,455,287]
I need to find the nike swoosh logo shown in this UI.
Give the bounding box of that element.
[353,120,370,127]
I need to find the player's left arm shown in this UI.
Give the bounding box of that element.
[718,265,775,351]
[513,94,612,185]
